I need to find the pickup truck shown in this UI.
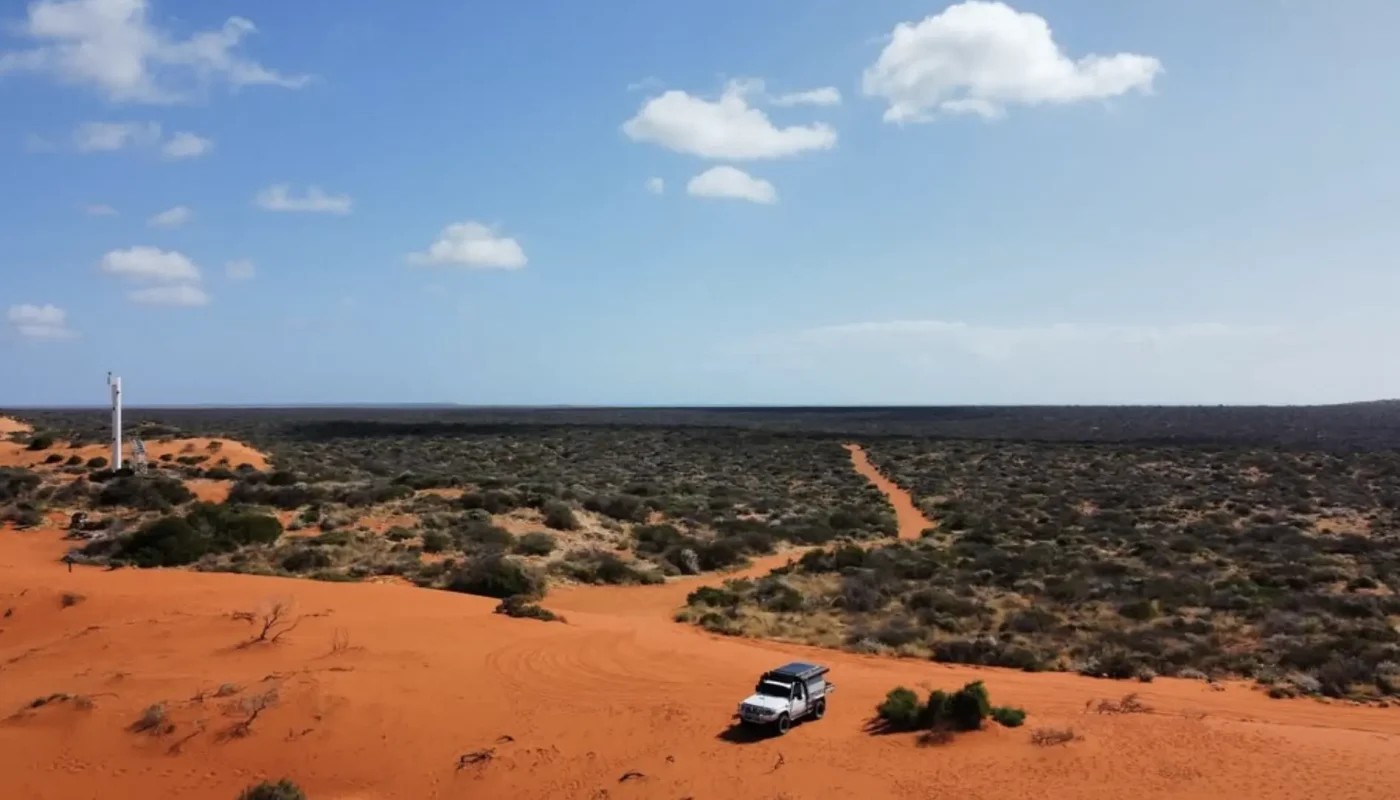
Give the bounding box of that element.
[736,661,834,735]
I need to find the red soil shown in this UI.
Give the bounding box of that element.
[0,436,270,473]
[1,445,1398,799]
[844,443,932,539]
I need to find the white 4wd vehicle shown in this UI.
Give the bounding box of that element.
[736,662,834,735]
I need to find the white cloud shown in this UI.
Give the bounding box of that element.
[128,284,209,307]
[74,120,160,151]
[254,184,352,214]
[84,203,118,215]
[756,319,1276,360]
[862,1,1163,122]
[225,259,255,280]
[686,166,777,204]
[622,79,837,160]
[7,304,77,339]
[148,205,192,227]
[99,245,200,282]
[0,0,310,104]
[771,86,842,107]
[646,177,665,195]
[408,221,527,269]
[161,131,211,159]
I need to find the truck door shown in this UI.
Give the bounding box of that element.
[791,681,808,717]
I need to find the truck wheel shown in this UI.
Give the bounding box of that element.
[775,713,790,735]
[813,699,826,720]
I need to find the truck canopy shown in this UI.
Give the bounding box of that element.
[767,662,829,682]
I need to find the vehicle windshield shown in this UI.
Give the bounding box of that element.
[755,680,792,698]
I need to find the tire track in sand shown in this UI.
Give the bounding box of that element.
[843,443,932,540]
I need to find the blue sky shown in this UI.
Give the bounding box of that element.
[2,0,1398,406]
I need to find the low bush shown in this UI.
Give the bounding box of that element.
[542,500,579,531]
[97,475,194,511]
[421,529,452,554]
[514,530,557,557]
[876,687,923,731]
[26,434,55,451]
[237,780,306,800]
[0,468,41,503]
[494,594,565,622]
[990,705,1027,727]
[86,456,107,468]
[874,680,1013,736]
[446,554,544,599]
[552,548,662,586]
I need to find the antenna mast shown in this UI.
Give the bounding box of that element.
[107,372,123,471]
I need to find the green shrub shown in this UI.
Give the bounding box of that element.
[115,517,208,567]
[97,475,194,511]
[280,547,332,572]
[237,779,306,800]
[990,706,1027,728]
[26,434,55,451]
[552,549,661,586]
[542,500,579,531]
[0,468,41,503]
[421,529,453,554]
[446,554,544,599]
[85,456,107,468]
[876,687,923,731]
[455,520,514,551]
[43,453,64,464]
[947,680,991,731]
[514,531,557,556]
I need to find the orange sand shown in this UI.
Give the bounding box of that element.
[0,416,33,436]
[0,437,269,473]
[1,444,1398,799]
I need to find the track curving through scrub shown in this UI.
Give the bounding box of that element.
[3,439,1400,799]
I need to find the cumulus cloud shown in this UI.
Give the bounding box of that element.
[84,203,117,215]
[686,166,777,204]
[862,1,1163,122]
[0,0,310,103]
[771,86,842,107]
[408,221,526,269]
[74,120,160,151]
[7,304,77,339]
[128,284,209,307]
[99,245,199,282]
[254,184,352,214]
[646,177,665,195]
[147,205,192,227]
[622,79,836,160]
[225,259,255,280]
[161,131,211,159]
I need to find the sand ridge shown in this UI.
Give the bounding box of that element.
[1,443,1399,799]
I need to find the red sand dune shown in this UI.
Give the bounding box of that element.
[1,444,1399,799]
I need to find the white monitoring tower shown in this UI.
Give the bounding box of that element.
[107,371,123,470]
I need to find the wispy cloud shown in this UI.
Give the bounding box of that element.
[255,184,352,214]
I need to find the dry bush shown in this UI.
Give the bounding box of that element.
[130,702,174,735]
[223,688,278,739]
[237,601,304,646]
[1030,726,1079,746]
[1093,693,1152,715]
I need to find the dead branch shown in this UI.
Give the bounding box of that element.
[456,749,494,770]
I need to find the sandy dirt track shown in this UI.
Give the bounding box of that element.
[2,445,1399,799]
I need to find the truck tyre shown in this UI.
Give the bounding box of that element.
[775,713,791,735]
[813,699,826,720]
